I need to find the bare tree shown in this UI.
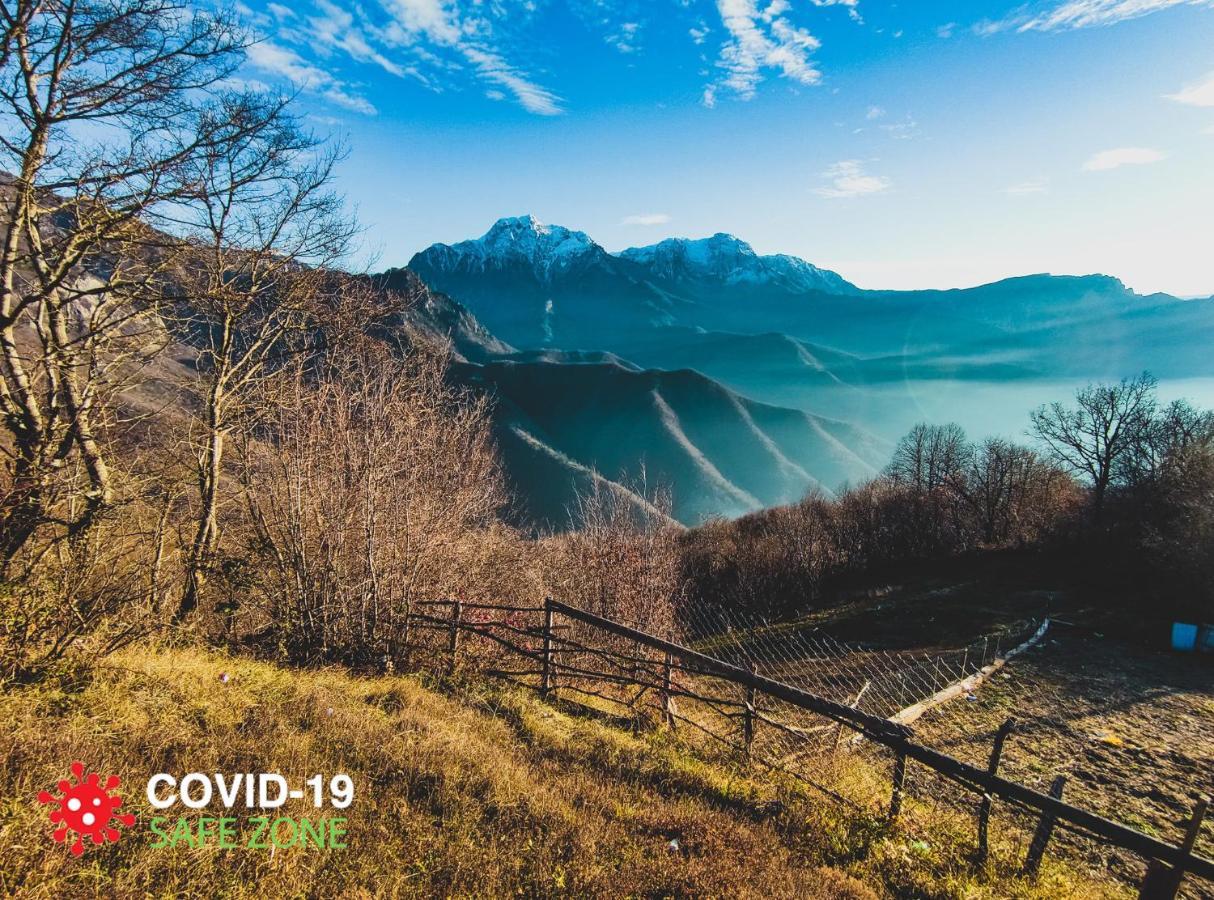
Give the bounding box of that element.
[0,0,265,570]
[552,472,684,640]
[885,423,970,493]
[958,438,1074,545]
[167,96,360,621]
[1119,397,1214,489]
[1030,373,1157,518]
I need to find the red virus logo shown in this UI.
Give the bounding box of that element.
[38,762,135,855]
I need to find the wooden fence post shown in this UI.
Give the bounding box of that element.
[742,662,757,756]
[400,603,412,669]
[540,597,555,700]
[889,748,908,824]
[661,651,675,728]
[1138,795,1210,900]
[446,599,463,676]
[1023,775,1067,876]
[977,718,1016,864]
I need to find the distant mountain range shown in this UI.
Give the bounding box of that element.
[408,217,1213,369]
[388,216,1214,527]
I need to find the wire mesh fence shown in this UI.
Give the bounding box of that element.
[397,596,1213,898]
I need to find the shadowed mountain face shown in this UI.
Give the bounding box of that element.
[456,360,887,527]
[406,216,679,351]
[364,268,887,527]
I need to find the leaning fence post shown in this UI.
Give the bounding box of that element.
[742,661,757,757]
[1023,775,1067,877]
[977,718,1016,864]
[446,598,462,676]
[889,747,908,824]
[661,651,675,728]
[540,597,555,700]
[1138,795,1210,900]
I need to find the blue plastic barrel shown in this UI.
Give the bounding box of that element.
[1171,622,1198,652]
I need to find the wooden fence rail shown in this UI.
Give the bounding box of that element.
[411,597,1213,896]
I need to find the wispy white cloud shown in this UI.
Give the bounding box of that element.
[570,1,648,56]
[309,0,407,79]
[866,104,885,120]
[384,1,564,115]
[1004,177,1050,195]
[620,213,672,226]
[814,160,891,198]
[705,0,823,105]
[979,0,1214,34]
[936,22,957,38]
[1081,147,1166,171]
[462,46,563,116]
[247,0,564,117]
[246,41,377,114]
[1167,71,1214,107]
[378,0,462,45]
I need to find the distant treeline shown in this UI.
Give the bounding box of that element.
[679,373,1214,626]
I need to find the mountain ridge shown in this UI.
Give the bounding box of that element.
[405,216,1198,358]
[618,232,858,296]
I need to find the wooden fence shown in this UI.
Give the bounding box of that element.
[408,597,1212,899]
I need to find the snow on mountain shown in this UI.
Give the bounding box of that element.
[414,215,605,282]
[618,234,859,295]
[413,218,858,297]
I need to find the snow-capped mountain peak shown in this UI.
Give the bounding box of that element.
[411,216,608,283]
[618,234,857,295]
[619,234,756,275]
[480,215,598,263]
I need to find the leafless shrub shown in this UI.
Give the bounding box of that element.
[233,341,506,665]
[545,475,685,641]
[0,498,171,682]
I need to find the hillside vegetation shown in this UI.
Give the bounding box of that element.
[0,645,1113,899]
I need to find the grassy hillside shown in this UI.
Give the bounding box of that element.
[0,647,1115,898]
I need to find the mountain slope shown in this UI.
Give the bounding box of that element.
[370,266,515,362]
[407,216,868,351]
[402,217,1214,451]
[2,644,895,898]
[459,360,887,526]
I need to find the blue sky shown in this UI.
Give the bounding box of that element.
[236,0,1214,295]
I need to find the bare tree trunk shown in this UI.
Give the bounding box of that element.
[179,387,225,622]
[47,299,113,537]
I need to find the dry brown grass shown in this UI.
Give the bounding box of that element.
[0,645,1121,898]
